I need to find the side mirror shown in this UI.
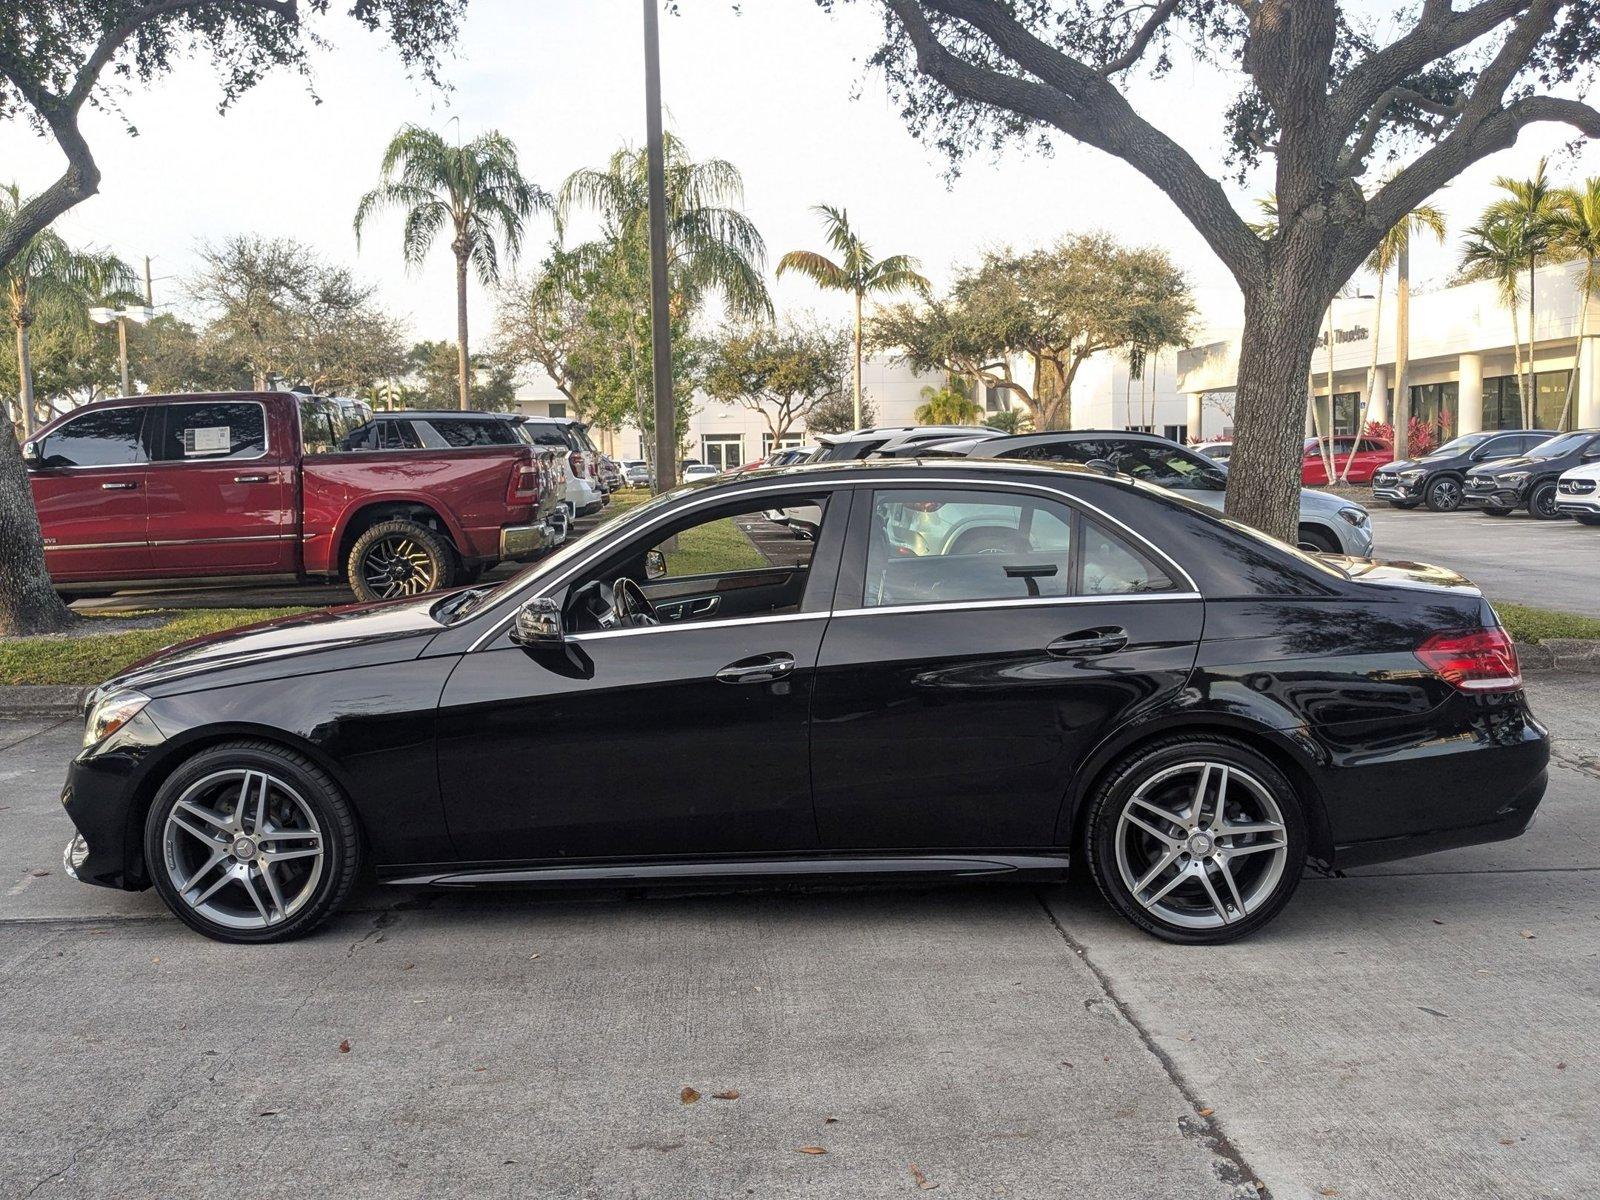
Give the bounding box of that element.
[644,548,667,580]
[20,440,42,468]
[509,597,565,648]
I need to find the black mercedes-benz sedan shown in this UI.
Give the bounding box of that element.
[61,459,1548,945]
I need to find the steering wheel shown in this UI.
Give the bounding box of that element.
[572,577,659,631]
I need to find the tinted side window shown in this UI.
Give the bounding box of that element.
[299,398,338,455]
[1080,517,1176,596]
[38,407,149,467]
[430,419,519,447]
[521,422,570,449]
[1479,436,1518,459]
[154,402,267,461]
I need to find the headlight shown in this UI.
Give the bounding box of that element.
[1398,469,1426,480]
[1336,507,1369,528]
[1497,472,1528,486]
[83,690,149,748]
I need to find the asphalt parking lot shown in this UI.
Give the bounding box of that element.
[1363,502,1600,617]
[2,675,1595,1199]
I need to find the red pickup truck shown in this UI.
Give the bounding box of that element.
[23,392,566,602]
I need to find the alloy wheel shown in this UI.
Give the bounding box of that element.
[161,769,325,930]
[1428,478,1462,511]
[1531,484,1560,519]
[1112,761,1289,930]
[360,534,438,598]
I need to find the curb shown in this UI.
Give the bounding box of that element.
[0,686,87,719]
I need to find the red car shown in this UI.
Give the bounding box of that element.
[23,392,564,601]
[1302,435,1393,486]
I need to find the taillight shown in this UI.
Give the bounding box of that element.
[1416,628,1522,692]
[507,452,540,504]
[569,451,586,478]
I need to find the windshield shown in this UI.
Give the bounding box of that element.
[1429,433,1491,457]
[1527,432,1591,459]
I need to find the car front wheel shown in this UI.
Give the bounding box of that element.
[1295,525,1340,554]
[1527,481,1563,520]
[1084,736,1307,944]
[144,741,361,943]
[1424,476,1464,512]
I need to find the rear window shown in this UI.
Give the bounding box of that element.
[299,398,339,454]
[521,421,573,449]
[428,418,521,447]
[154,402,267,461]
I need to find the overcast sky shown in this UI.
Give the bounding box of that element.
[4,0,1597,351]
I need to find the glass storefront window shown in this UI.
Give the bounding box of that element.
[1407,381,1458,441]
[1484,372,1575,430]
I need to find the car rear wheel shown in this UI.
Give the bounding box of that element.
[348,518,456,602]
[1528,481,1563,520]
[1424,476,1464,512]
[1295,525,1340,554]
[1084,736,1307,944]
[145,741,360,943]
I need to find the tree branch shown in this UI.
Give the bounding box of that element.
[885,0,1266,287]
[1097,0,1184,77]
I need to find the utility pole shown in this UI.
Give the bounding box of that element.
[643,0,675,494]
[143,256,154,308]
[1393,240,1412,460]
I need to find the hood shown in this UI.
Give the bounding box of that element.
[99,596,445,699]
[1466,454,1536,477]
[1296,487,1366,516]
[1328,556,1480,595]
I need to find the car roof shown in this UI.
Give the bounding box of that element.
[383,409,519,420]
[815,424,1003,445]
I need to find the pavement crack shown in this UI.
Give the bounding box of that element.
[1035,891,1271,1200]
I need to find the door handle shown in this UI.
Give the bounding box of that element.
[715,653,795,684]
[233,474,269,483]
[100,481,138,490]
[1047,627,1129,657]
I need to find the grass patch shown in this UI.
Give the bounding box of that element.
[662,516,767,576]
[1496,603,1600,643]
[0,608,310,686]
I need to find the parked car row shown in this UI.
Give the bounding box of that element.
[1367,427,1600,520]
[21,392,617,603]
[1195,436,1395,485]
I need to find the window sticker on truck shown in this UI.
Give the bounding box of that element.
[183,426,231,455]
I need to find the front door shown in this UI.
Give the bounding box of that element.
[143,400,295,575]
[434,487,848,864]
[810,484,1203,851]
[26,405,153,582]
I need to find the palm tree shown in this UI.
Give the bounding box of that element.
[1339,199,1446,479]
[355,124,548,410]
[778,206,928,428]
[913,384,984,425]
[1,184,137,436]
[1551,178,1600,429]
[1461,217,1532,425]
[1483,160,1561,415]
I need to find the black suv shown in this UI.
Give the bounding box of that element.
[1372,429,1555,512]
[1462,429,1600,518]
[339,409,530,451]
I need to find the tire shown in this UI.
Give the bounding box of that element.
[1482,505,1514,517]
[1424,475,1465,513]
[144,740,361,944]
[1084,735,1308,945]
[347,518,456,602]
[1295,525,1340,554]
[1527,480,1564,520]
[1387,500,1420,510]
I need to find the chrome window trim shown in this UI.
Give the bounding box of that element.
[465,473,1199,652]
[568,611,829,643]
[150,399,271,464]
[833,592,1202,619]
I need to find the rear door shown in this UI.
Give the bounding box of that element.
[143,399,295,575]
[26,405,153,581]
[810,482,1203,851]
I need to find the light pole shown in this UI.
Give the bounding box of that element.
[88,304,152,396]
[643,0,675,495]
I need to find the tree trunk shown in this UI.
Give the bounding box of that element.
[1557,263,1592,430]
[1509,304,1526,427]
[0,416,76,636]
[1393,242,1412,461]
[851,289,863,429]
[455,250,472,412]
[1223,281,1325,546]
[16,319,36,439]
[1526,256,1537,425]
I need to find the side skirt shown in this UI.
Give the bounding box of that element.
[382,854,1072,888]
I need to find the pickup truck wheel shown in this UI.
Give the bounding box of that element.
[348,519,456,602]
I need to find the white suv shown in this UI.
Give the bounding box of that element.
[519,417,605,519]
[1555,461,1600,524]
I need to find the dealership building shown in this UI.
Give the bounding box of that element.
[1173,259,1600,444]
[512,259,1599,456]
